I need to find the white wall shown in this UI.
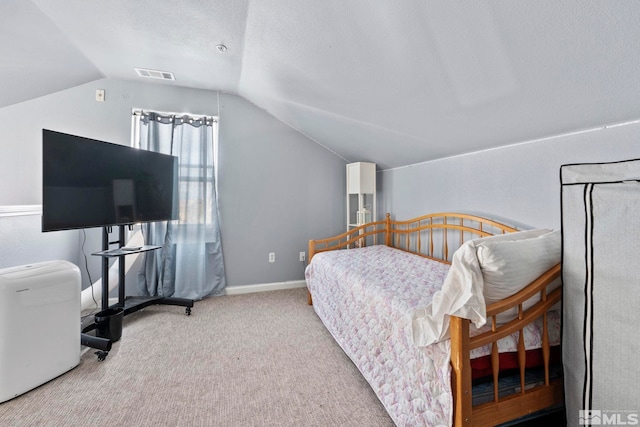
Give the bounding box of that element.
[0,79,345,290]
[379,121,640,229]
[0,212,78,270]
[217,94,345,286]
[0,79,223,206]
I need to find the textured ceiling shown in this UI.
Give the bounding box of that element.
[3,0,640,169]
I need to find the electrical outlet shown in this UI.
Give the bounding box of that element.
[269,252,276,263]
[299,251,306,262]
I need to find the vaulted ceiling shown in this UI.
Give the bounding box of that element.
[3,1,640,169]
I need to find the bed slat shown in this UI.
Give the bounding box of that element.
[518,329,526,395]
[542,312,550,386]
[491,342,499,402]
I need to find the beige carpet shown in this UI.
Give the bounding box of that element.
[0,288,394,427]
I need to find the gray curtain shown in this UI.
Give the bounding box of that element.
[136,111,226,299]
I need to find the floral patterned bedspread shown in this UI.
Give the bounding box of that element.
[305,245,560,427]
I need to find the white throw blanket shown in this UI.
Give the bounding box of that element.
[412,240,486,346]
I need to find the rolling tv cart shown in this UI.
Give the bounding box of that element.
[81,225,194,361]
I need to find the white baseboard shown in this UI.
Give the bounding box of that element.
[225,280,307,295]
[102,282,306,303]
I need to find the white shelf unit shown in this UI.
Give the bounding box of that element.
[346,162,376,230]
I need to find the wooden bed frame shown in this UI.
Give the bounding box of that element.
[307,213,563,427]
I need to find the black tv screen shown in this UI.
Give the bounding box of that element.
[42,129,178,232]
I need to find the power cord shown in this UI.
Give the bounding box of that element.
[80,228,99,320]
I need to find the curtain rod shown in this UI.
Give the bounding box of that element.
[132,109,217,122]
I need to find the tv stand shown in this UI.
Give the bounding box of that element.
[81,225,194,360]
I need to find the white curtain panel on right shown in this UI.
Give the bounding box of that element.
[561,158,640,427]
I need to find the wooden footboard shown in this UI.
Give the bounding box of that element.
[450,263,563,427]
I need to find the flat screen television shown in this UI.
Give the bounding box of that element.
[42,129,178,232]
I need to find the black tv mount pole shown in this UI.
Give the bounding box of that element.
[81,224,194,361]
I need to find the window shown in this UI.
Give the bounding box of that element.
[131,109,219,226]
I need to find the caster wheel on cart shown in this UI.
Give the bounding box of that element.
[95,350,109,361]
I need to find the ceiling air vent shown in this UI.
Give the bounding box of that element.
[134,68,175,81]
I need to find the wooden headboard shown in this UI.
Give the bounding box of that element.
[309,212,519,263]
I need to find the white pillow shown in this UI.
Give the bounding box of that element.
[411,228,558,346]
[473,227,553,245]
[477,229,561,323]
